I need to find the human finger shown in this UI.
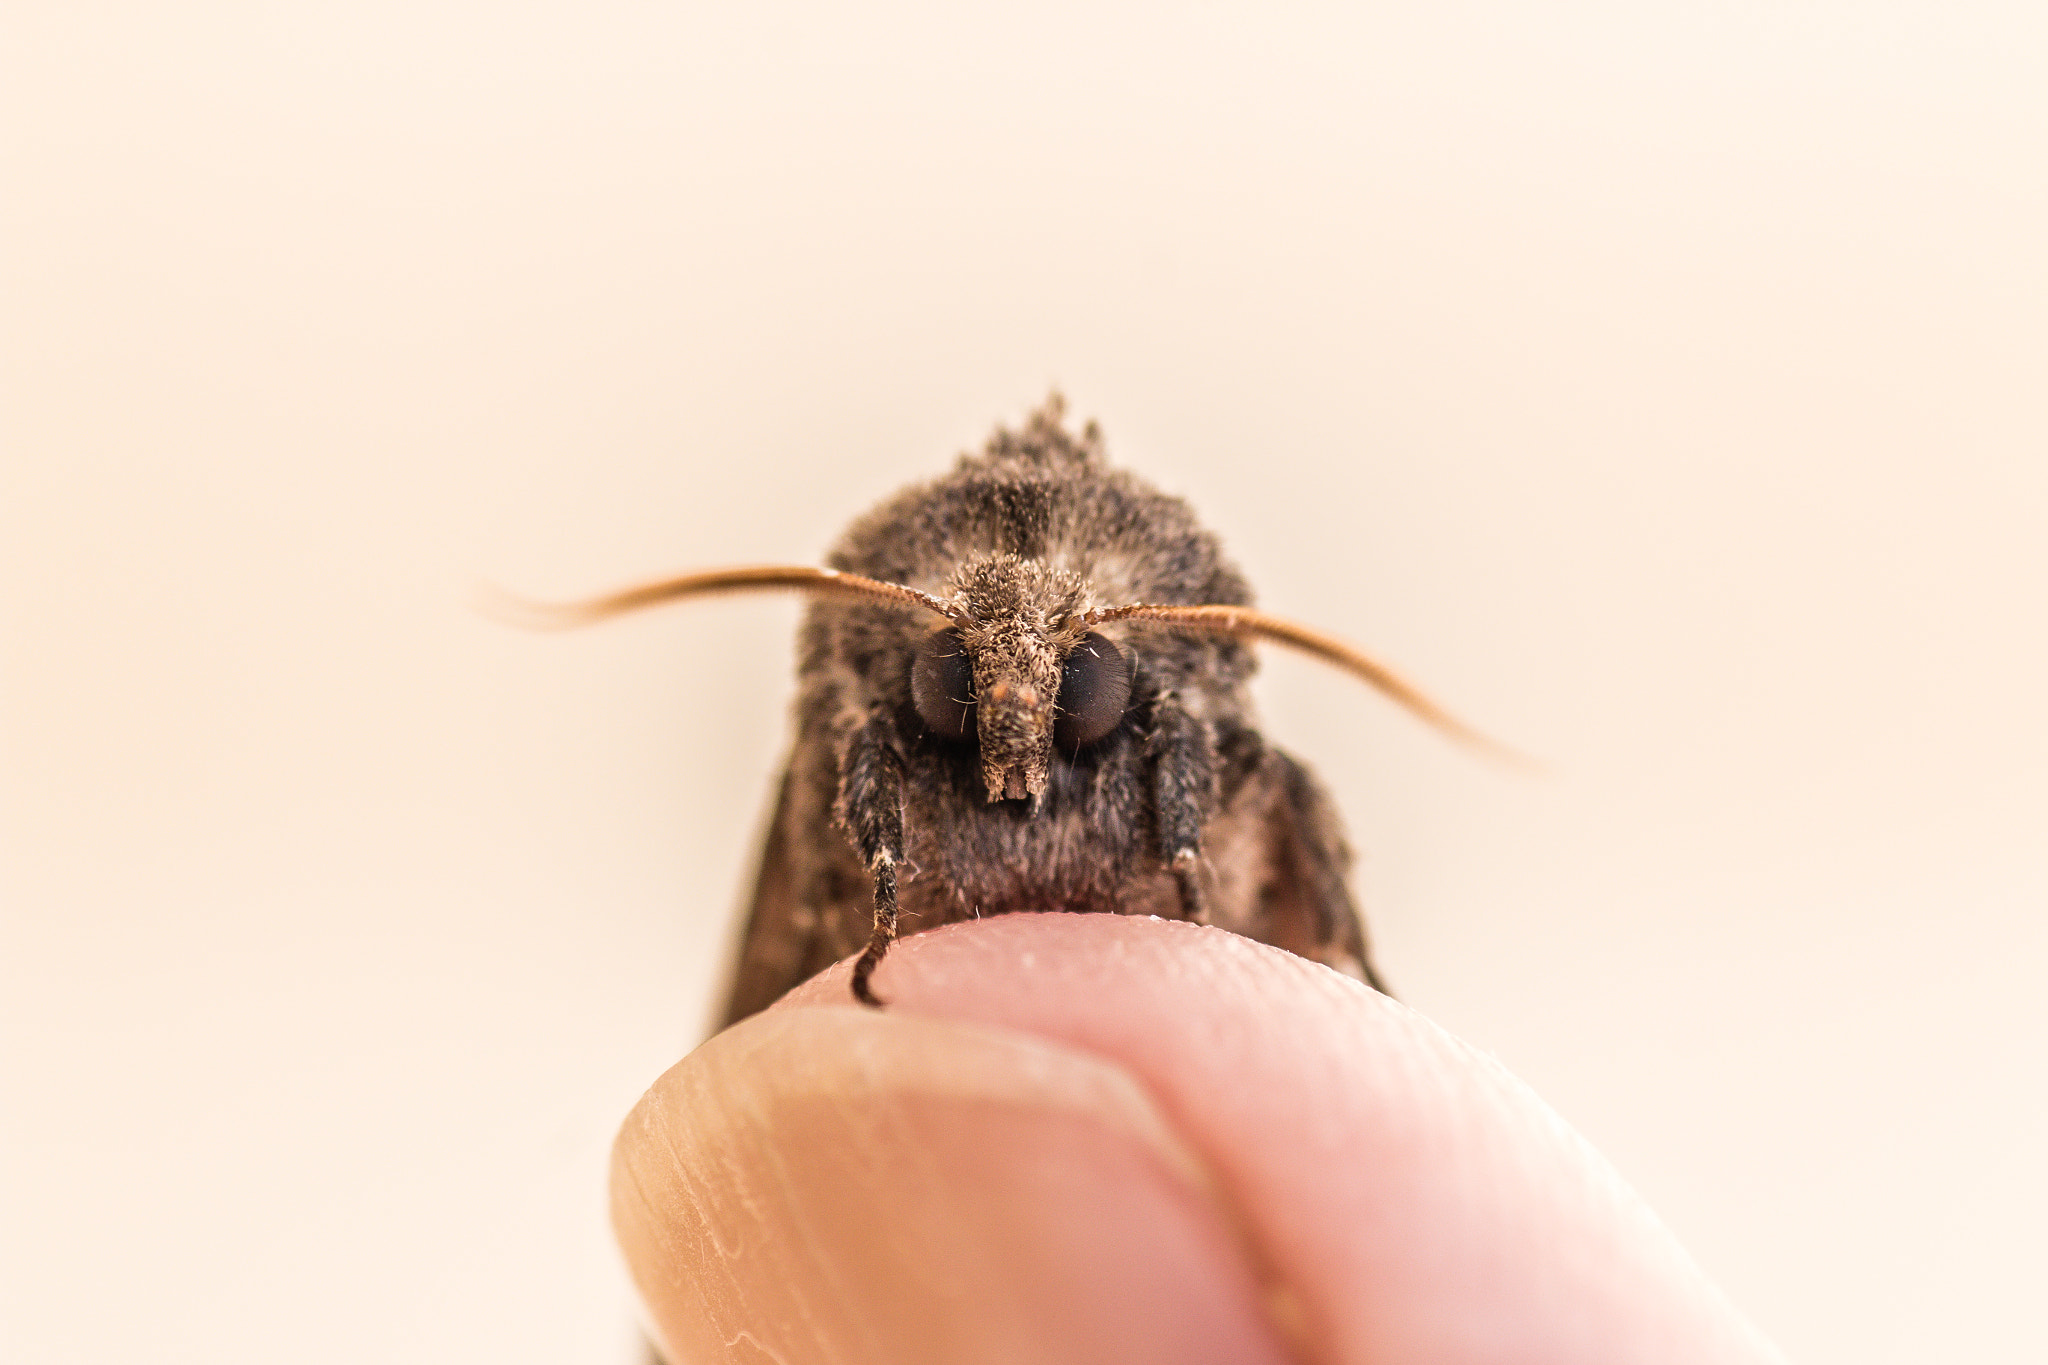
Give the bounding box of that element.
[614,913,1783,1364]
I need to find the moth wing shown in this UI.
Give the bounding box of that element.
[714,745,878,1028]
[715,763,819,1030]
[1249,746,1390,994]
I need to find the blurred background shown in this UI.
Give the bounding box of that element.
[5,3,2044,1361]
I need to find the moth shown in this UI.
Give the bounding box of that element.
[521,397,1499,1029]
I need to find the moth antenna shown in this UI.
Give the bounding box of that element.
[482,565,961,629]
[1086,602,1534,768]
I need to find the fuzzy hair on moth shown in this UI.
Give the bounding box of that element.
[506,396,1511,1025]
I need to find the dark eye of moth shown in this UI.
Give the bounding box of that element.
[1053,632,1132,750]
[910,627,976,739]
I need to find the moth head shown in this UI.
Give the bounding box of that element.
[907,554,1136,801]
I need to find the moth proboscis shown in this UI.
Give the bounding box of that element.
[504,396,1516,1028]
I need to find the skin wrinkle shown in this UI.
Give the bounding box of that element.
[721,1331,790,1365]
[696,1033,843,1358]
[784,1061,892,1360]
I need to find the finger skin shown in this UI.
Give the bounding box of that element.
[612,1003,1297,1365]
[617,913,1785,1365]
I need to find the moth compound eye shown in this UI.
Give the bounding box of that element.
[1054,632,1132,750]
[910,628,976,740]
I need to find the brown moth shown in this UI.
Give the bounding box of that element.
[521,396,1501,1028]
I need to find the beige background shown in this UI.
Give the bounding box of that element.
[5,3,2044,1362]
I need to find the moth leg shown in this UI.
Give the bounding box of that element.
[1268,748,1390,994]
[851,865,898,1007]
[1146,692,1218,924]
[836,708,906,1007]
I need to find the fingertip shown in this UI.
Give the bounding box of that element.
[788,914,1785,1365]
[612,1003,1298,1365]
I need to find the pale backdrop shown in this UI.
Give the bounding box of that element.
[5,3,2045,1362]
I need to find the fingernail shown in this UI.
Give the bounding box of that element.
[611,1006,1298,1365]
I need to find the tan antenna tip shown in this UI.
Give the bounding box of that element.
[477,565,960,631]
[1086,601,1540,771]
